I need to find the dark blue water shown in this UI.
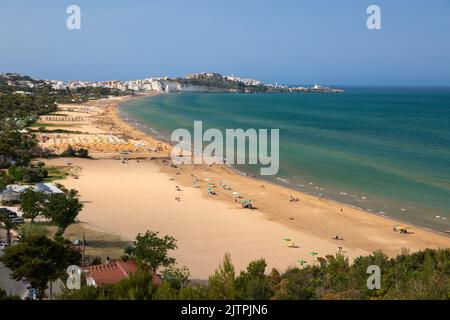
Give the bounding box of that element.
[120,88,450,232]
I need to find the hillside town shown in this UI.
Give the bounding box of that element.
[1,72,345,95]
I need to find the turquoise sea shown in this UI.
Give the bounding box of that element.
[119,89,450,233]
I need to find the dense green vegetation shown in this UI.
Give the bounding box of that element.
[0,94,57,128]
[2,235,81,299]
[0,73,130,105]
[0,74,119,191]
[124,230,177,272]
[1,187,83,299]
[61,145,89,158]
[41,189,84,236]
[180,73,268,93]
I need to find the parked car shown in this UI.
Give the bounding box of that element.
[0,208,17,219]
[11,217,24,225]
[0,208,23,224]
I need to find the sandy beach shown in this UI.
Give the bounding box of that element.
[36,96,450,279]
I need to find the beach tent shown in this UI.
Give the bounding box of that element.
[297,259,307,266]
[393,225,409,234]
[241,200,253,209]
[286,240,296,248]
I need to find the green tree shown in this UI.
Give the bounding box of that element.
[208,253,236,300]
[61,145,77,157]
[42,189,83,236]
[162,265,191,290]
[20,188,46,223]
[235,259,271,300]
[1,235,81,299]
[153,281,179,300]
[76,148,89,158]
[126,230,177,272]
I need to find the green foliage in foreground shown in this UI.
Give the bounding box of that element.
[125,230,177,272]
[59,248,450,300]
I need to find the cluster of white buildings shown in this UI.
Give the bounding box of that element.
[44,73,270,94]
[225,75,263,86]
[46,78,168,93]
[32,73,344,94]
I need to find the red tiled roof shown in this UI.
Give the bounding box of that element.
[84,260,138,286]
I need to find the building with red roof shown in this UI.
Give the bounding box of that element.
[84,260,162,287]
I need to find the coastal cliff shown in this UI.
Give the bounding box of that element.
[146,73,345,94]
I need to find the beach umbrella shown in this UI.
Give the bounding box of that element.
[309,252,318,256]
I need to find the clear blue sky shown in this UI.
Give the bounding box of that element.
[1,0,449,85]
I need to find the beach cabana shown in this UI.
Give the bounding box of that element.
[297,259,307,266]
[393,225,409,234]
[285,240,296,248]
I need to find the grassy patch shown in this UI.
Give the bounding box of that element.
[31,123,73,128]
[41,222,129,261]
[63,223,129,260]
[43,165,71,182]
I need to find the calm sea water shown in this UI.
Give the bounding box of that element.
[119,89,450,233]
